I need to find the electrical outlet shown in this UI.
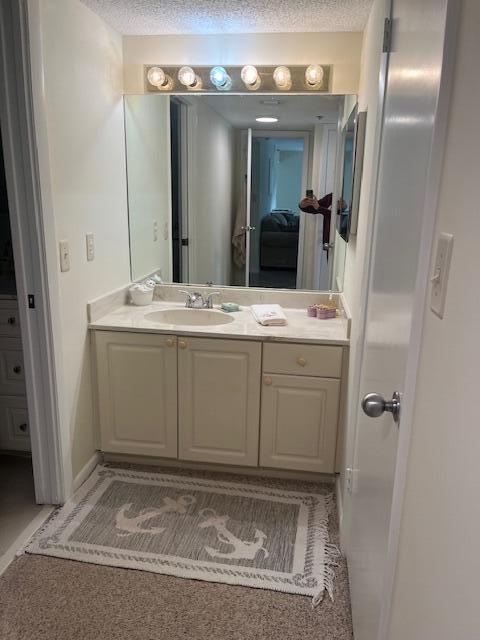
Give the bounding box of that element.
[86,233,95,261]
[346,468,353,494]
[163,221,169,241]
[153,220,158,242]
[59,240,70,272]
[430,232,454,318]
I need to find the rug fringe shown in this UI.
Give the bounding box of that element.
[311,494,341,608]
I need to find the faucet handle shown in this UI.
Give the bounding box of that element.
[205,292,220,308]
[178,290,194,307]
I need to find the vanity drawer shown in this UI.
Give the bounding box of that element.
[0,305,21,337]
[263,343,342,378]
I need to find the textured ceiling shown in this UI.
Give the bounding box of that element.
[81,0,373,35]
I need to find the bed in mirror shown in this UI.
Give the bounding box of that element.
[124,92,360,291]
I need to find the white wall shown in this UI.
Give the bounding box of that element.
[338,0,385,502]
[32,0,131,477]
[188,99,235,285]
[388,2,480,637]
[122,32,363,95]
[124,94,172,281]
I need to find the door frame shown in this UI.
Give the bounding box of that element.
[342,1,461,637]
[249,129,310,288]
[0,0,71,504]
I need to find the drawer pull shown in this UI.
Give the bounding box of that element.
[7,316,16,325]
[178,340,187,349]
[13,365,22,374]
[18,423,28,433]
[297,357,307,367]
[264,376,272,386]
[166,338,175,347]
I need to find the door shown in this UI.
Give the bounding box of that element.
[345,1,451,639]
[178,337,261,466]
[95,331,178,458]
[248,132,308,289]
[259,374,339,473]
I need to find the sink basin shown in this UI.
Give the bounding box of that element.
[145,308,235,326]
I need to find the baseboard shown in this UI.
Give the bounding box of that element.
[73,451,103,491]
[0,505,53,576]
[103,453,335,484]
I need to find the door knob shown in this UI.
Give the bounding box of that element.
[166,338,174,347]
[178,340,187,349]
[361,391,401,423]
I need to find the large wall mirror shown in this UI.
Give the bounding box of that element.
[125,92,359,291]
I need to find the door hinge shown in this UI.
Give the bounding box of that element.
[27,294,35,309]
[383,17,392,53]
[181,238,189,246]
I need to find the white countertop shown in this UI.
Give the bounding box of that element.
[89,301,350,346]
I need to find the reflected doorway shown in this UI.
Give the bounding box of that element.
[249,134,307,289]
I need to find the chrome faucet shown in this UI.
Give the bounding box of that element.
[178,290,220,309]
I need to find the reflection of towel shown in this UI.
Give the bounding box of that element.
[251,304,287,326]
[232,178,247,268]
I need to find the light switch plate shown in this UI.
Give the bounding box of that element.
[59,240,70,272]
[86,233,95,261]
[430,232,454,318]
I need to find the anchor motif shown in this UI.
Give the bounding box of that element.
[198,508,269,560]
[115,494,196,537]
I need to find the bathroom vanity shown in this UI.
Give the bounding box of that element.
[89,287,349,476]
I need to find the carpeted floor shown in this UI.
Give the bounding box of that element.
[0,465,353,640]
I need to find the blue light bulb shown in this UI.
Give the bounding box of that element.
[210,66,230,88]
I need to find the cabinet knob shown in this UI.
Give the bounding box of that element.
[264,376,272,386]
[166,338,174,347]
[7,316,16,325]
[13,365,22,374]
[178,340,187,349]
[297,357,307,367]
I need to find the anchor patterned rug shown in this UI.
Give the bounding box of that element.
[25,466,339,604]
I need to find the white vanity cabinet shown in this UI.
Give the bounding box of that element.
[259,343,342,473]
[0,300,30,452]
[177,337,261,466]
[94,331,178,458]
[93,330,344,475]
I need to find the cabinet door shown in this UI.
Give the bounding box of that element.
[260,374,340,473]
[178,337,261,466]
[94,331,178,458]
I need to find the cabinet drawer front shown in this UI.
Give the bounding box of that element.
[260,374,339,473]
[263,343,342,378]
[0,396,30,452]
[0,307,21,337]
[0,338,26,396]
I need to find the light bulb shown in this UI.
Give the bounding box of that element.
[241,65,259,87]
[210,66,230,89]
[147,66,166,87]
[178,66,197,87]
[255,116,278,123]
[273,66,291,90]
[305,64,324,87]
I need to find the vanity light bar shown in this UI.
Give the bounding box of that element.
[145,65,330,94]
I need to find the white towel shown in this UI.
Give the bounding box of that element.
[251,304,287,326]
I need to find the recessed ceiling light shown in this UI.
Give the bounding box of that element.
[256,116,279,123]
